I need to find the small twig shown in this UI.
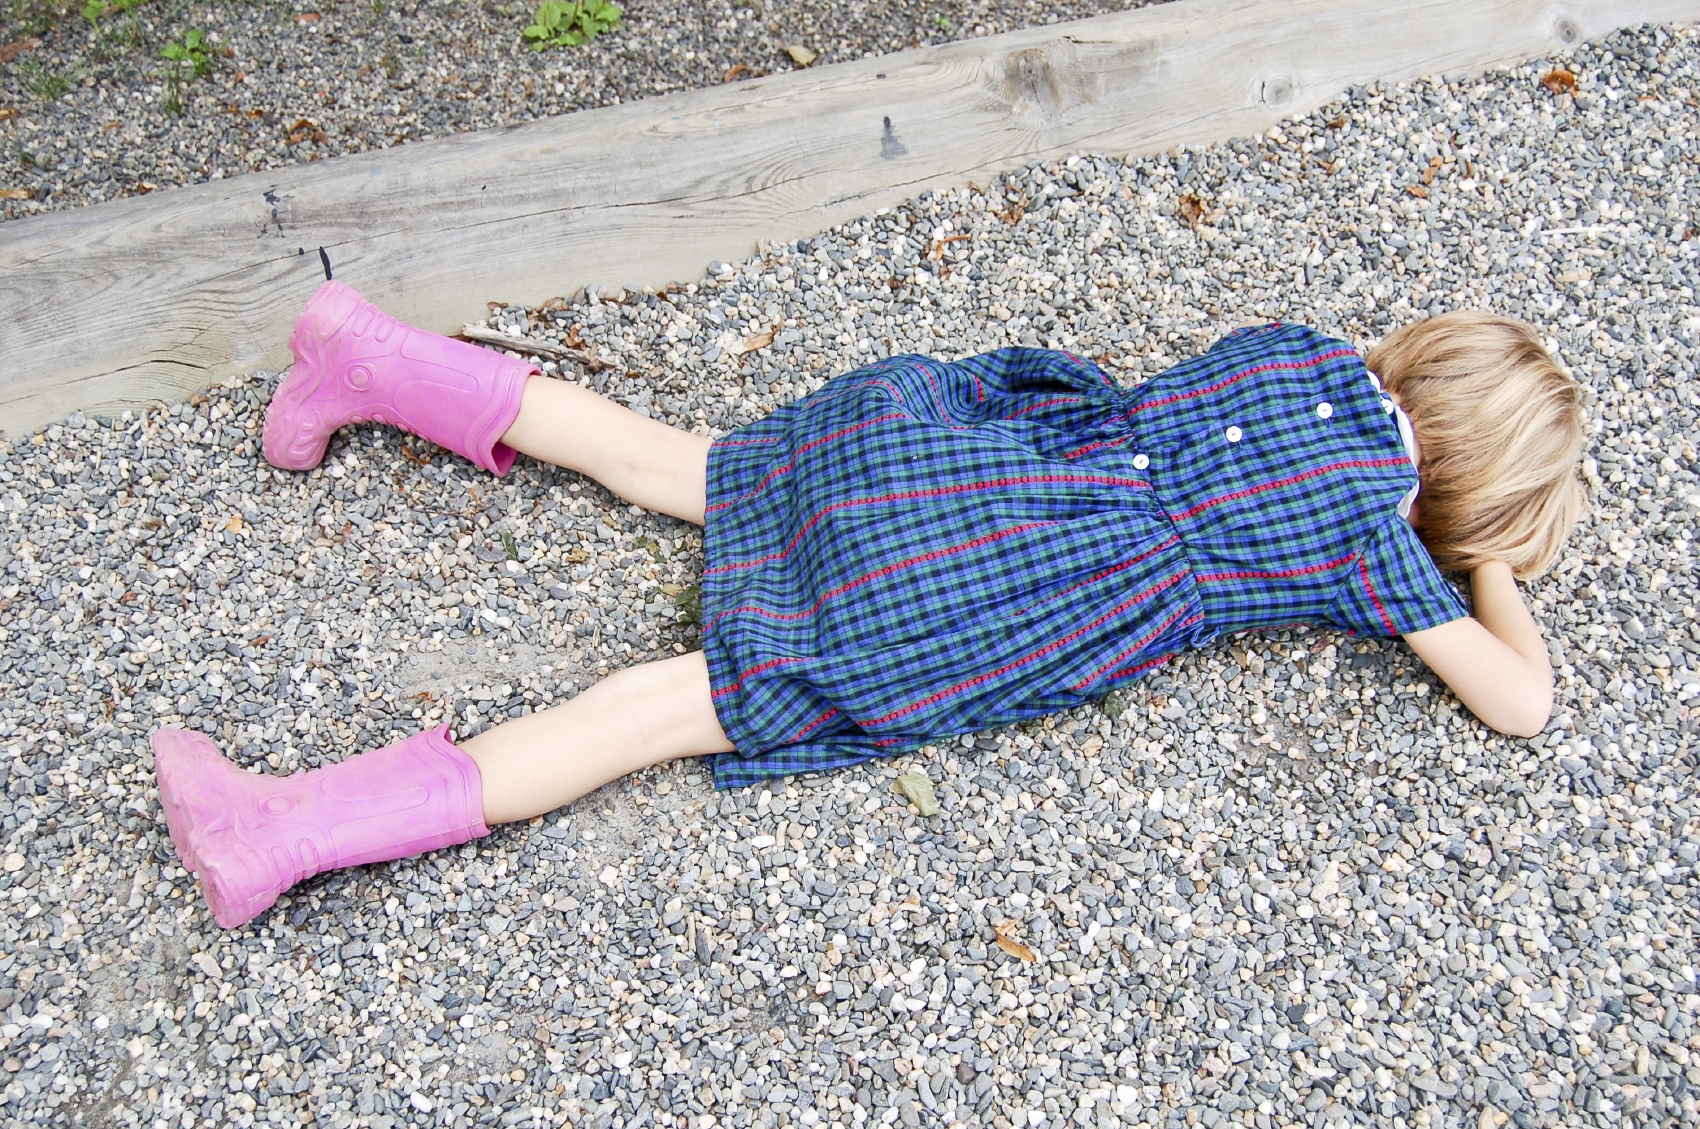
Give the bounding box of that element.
[459,324,607,370]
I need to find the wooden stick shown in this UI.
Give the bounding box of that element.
[458,325,607,370]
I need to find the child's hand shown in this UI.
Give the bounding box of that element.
[1401,561,1553,738]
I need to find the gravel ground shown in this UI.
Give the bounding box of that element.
[0,0,1164,222]
[4,21,1700,1129]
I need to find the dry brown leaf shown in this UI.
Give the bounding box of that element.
[0,188,31,200]
[925,233,972,261]
[994,920,1037,962]
[1541,69,1577,96]
[222,514,245,533]
[293,11,321,22]
[785,45,817,66]
[996,935,1037,962]
[287,118,327,146]
[739,325,776,353]
[723,63,751,83]
[0,37,41,65]
[1405,185,1429,199]
[1177,194,1206,229]
[996,194,1028,225]
[0,107,20,122]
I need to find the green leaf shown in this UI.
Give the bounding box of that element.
[671,584,702,629]
[524,0,618,50]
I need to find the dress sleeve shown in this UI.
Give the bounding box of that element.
[1331,518,1468,637]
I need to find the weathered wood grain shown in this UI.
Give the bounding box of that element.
[1,0,1694,436]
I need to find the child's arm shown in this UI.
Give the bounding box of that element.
[1400,561,1554,738]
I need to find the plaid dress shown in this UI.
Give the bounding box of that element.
[700,323,1466,788]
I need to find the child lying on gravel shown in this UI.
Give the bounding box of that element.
[152,280,1586,928]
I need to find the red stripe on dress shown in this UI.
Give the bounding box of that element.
[704,413,908,515]
[922,366,966,427]
[702,521,1057,634]
[1125,349,1357,416]
[1194,552,1359,584]
[1004,397,1083,419]
[1071,608,1200,689]
[794,707,838,741]
[714,435,784,448]
[703,475,1151,575]
[1359,558,1396,634]
[1011,535,1181,618]
[710,656,808,700]
[1058,351,1114,387]
[1062,435,1136,460]
[855,568,1190,727]
[1105,648,1188,684]
[1169,458,1408,523]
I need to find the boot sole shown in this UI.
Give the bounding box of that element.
[262,280,365,471]
[151,728,225,875]
[190,828,278,930]
[152,729,283,929]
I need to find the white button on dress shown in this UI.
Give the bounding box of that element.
[1132,454,1150,470]
[1224,426,1243,443]
[1316,402,1333,419]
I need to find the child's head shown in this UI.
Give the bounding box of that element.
[1366,311,1586,579]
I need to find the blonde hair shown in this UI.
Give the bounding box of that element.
[1366,311,1586,579]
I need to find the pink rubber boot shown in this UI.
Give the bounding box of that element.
[151,725,489,929]
[263,280,536,474]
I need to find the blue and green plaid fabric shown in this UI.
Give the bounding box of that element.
[700,324,1466,788]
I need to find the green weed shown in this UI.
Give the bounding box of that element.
[522,0,620,50]
[664,583,702,629]
[932,14,950,30]
[159,28,213,115]
[81,0,147,58]
[161,27,214,78]
[5,0,74,36]
[79,0,144,24]
[17,58,80,99]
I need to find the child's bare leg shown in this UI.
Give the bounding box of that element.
[458,651,731,825]
[499,378,711,525]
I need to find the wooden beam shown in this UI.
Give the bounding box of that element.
[1,0,1693,436]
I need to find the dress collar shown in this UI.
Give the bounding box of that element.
[1369,370,1421,521]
